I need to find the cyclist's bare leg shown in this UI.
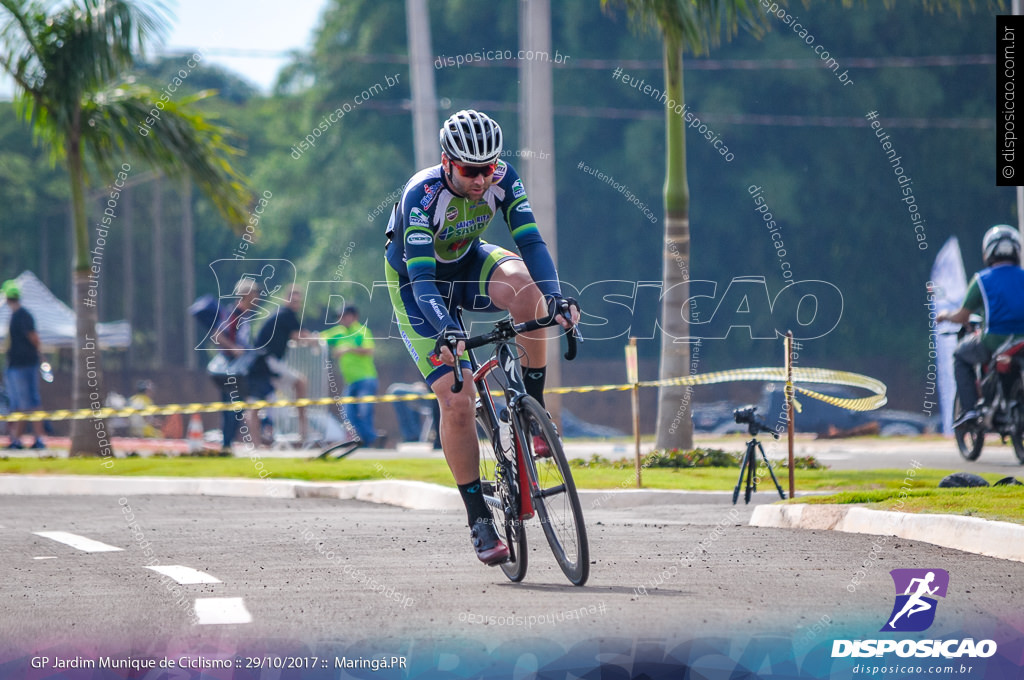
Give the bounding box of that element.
[489,261,548,369]
[431,368,480,484]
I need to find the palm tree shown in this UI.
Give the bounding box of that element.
[0,0,251,455]
[601,0,769,451]
[602,0,973,451]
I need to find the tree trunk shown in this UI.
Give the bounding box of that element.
[655,38,693,451]
[68,129,103,456]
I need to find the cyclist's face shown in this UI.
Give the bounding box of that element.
[444,157,491,200]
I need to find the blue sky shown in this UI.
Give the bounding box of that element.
[162,0,329,91]
[0,0,330,98]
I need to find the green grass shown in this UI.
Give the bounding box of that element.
[0,456,1003,493]
[3,457,1021,524]
[0,457,460,486]
[790,486,1024,524]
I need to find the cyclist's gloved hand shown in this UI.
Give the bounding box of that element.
[434,327,468,366]
[546,295,581,329]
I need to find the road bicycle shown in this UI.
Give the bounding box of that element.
[450,308,590,586]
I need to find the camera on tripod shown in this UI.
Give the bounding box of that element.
[731,404,786,504]
[733,405,778,438]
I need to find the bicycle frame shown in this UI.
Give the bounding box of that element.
[469,345,536,521]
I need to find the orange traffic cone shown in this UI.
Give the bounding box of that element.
[187,414,204,453]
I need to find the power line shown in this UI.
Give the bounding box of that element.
[409,100,991,129]
[164,48,993,71]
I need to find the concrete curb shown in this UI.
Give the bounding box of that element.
[6,475,1022,564]
[750,503,1024,564]
[0,474,795,509]
[0,475,466,512]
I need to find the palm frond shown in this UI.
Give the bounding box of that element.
[601,0,770,55]
[81,80,252,227]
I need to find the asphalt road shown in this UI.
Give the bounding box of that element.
[2,493,1022,668]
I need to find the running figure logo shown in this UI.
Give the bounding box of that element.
[881,568,949,632]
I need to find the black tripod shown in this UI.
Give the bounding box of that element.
[731,406,787,505]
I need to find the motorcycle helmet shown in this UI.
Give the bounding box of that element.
[982,224,1021,266]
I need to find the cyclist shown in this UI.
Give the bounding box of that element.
[937,225,1024,425]
[384,109,579,566]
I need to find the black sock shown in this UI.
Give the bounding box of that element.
[524,366,547,407]
[457,479,491,526]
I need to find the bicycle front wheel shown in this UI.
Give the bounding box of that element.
[515,396,589,586]
[477,411,528,582]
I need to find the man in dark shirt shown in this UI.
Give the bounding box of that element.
[249,285,310,443]
[3,280,45,449]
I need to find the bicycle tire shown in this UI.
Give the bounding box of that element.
[317,439,362,460]
[1009,383,1024,465]
[515,396,589,586]
[953,394,984,461]
[477,410,528,582]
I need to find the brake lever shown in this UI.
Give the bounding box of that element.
[442,332,464,393]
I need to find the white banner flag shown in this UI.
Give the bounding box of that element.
[929,237,967,435]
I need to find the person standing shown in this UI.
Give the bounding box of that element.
[3,280,46,449]
[321,306,378,446]
[249,284,313,444]
[214,277,262,451]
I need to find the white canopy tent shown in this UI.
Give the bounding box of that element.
[0,271,130,349]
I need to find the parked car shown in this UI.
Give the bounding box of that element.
[692,383,937,436]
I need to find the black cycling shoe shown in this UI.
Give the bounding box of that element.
[470,517,509,566]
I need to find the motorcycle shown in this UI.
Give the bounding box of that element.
[953,329,1024,464]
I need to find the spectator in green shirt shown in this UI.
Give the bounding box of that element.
[321,306,378,445]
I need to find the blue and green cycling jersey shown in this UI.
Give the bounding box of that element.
[384,159,561,333]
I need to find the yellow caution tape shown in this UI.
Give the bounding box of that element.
[0,366,885,423]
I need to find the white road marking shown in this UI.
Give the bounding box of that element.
[193,597,252,625]
[33,531,123,553]
[33,556,57,560]
[145,565,222,584]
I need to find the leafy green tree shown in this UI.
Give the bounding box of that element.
[601,0,772,450]
[600,0,986,448]
[0,0,250,454]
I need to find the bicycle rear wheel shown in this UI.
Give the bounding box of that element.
[515,396,589,586]
[477,410,527,581]
[1008,382,1024,465]
[953,394,984,461]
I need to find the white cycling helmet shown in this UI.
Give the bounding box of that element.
[440,109,502,164]
[982,224,1021,266]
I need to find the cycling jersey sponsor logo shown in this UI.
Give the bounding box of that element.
[428,352,443,367]
[406,231,432,246]
[438,217,487,241]
[515,200,532,214]
[447,238,472,253]
[428,298,446,322]
[400,329,419,361]
[492,160,507,183]
[445,206,459,221]
[420,181,442,208]
[512,179,525,199]
[409,207,430,228]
